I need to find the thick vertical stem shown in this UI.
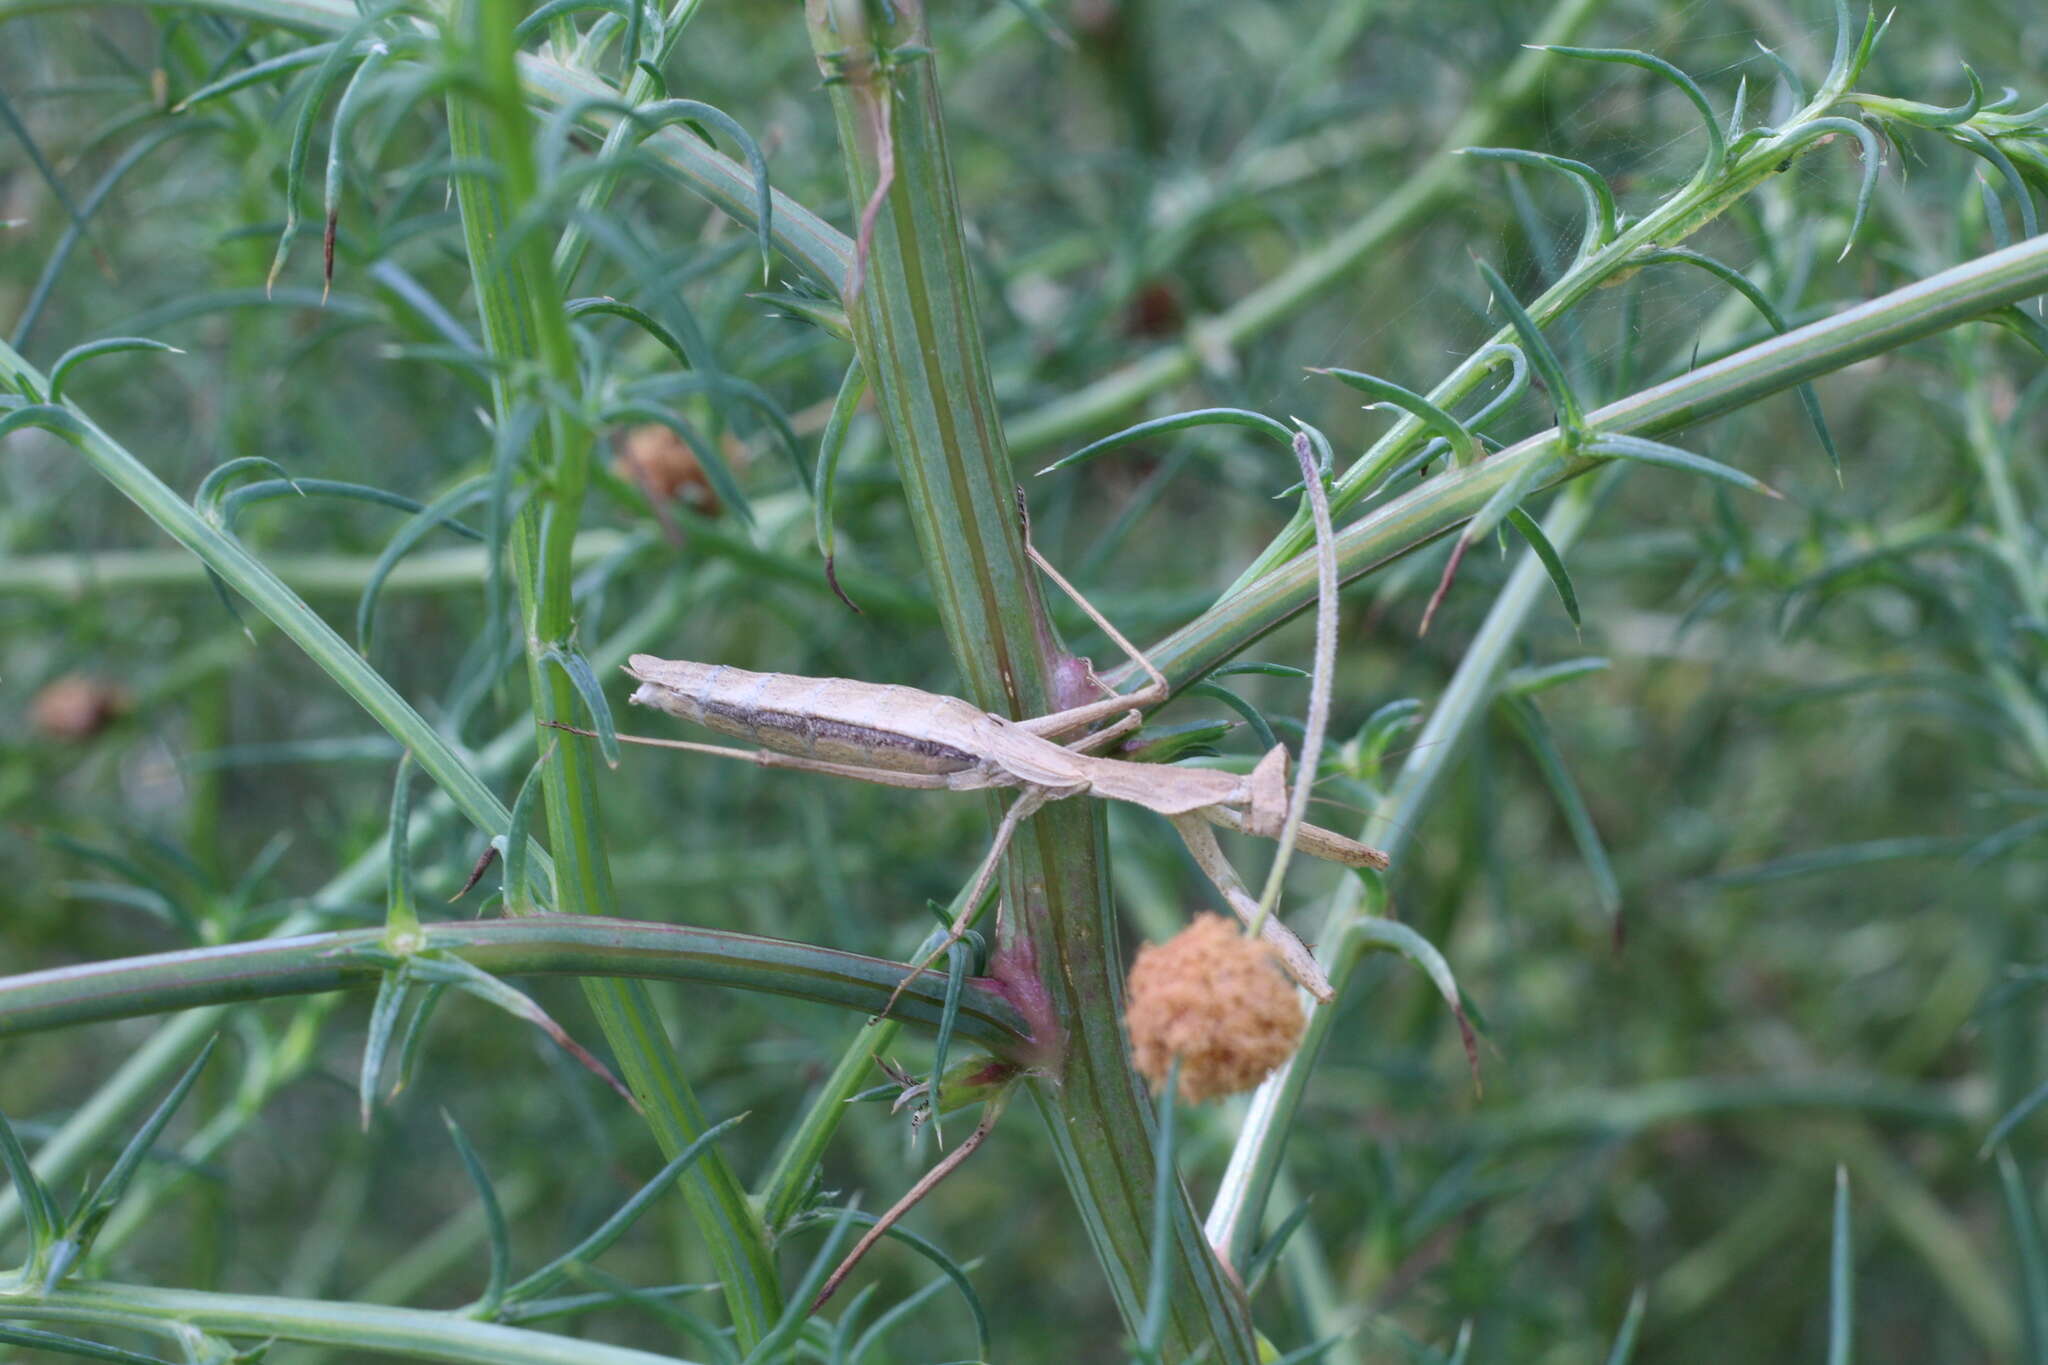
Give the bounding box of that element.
[804,2,1256,1358]
[447,1,780,1344]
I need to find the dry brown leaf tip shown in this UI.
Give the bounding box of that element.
[1125,912,1306,1104]
[613,423,723,515]
[30,674,130,741]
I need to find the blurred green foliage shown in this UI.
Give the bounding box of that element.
[2,0,2045,1361]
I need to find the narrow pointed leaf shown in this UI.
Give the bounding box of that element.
[1475,260,1583,438]
[1503,696,1620,921]
[442,1111,511,1317]
[1535,46,1724,178]
[1038,408,1293,476]
[542,647,621,768]
[1504,506,1580,628]
[506,1112,749,1306]
[1316,367,1484,466]
[1585,433,1780,499]
[813,358,866,611]
[0,1106,60,1259]
[47,337,183,401]
[359,969,409,1129]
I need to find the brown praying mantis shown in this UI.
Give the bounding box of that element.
[555,433,1384,1010]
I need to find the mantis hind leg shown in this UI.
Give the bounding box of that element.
[881,783,1068,1018]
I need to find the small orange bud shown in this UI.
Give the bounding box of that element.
[1125,913,1305,1103]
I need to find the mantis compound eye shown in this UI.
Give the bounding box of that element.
[1124,912,1305,1104]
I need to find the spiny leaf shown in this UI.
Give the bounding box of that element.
[1584,433,1781,500]
[1461,147,1620,257]
[0,1106,61,1263]
[541,95,774,280]
[1955,124,2042,241]
[1632,247,1840,477]
[0,1325,177,1365]
[356,476,490,653]
[1534,45,1724,180]
[269,28,379,294]
[1241,1196,1314,1295]
[1504,506,1580,629]
[391,980,451,1097]
[602,400,752,526]
[1038,408,1294,476]
[1704,835,1969,886]
[504,1113,749,1308]
[321,39,393,301]
[384,752,419,937]
[56,1036,218,1287]
[928,938,972,1145]
[542,646,621,768]
[442,1111,511,1318]
[1981,1073,2048,1157]
[1848,64,1983,129]
[174,41,338,112]
[1346,919,1480,1093]
[1771,116,1884,260]
[223,478,484,538]
[1603,1288,1649,1365]
[1186,681,1280,752]
[1315,367,1484,467]
[1474,260,1584,440]
[503,748,551,916]
[751,1205,865,1363]
[1992,1146,2048,1347]
[1503,657,1610,697]
[47,337,183,401]
[780,1208,989,1359]
[408,954,635,1108]
[814,358,866,612]
[359,968,409,1129]
[1503,695,1620,924]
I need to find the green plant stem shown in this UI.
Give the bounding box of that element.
[0,1278,702,1365]
[1109,232,2048,697]
[0,919,1033,1052]
[805,2,1254,1357]
[1003,0,1610,459]
[0,532,640,597]
[445,2,781,1339]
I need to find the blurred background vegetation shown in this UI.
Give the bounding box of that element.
[2,0,2045,1361]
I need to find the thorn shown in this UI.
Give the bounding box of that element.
[1418,537,1470,637]
[322,210,337,305]
[450,843,499,902]
[810,1092,1009,1315]
[824,556,863,614]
